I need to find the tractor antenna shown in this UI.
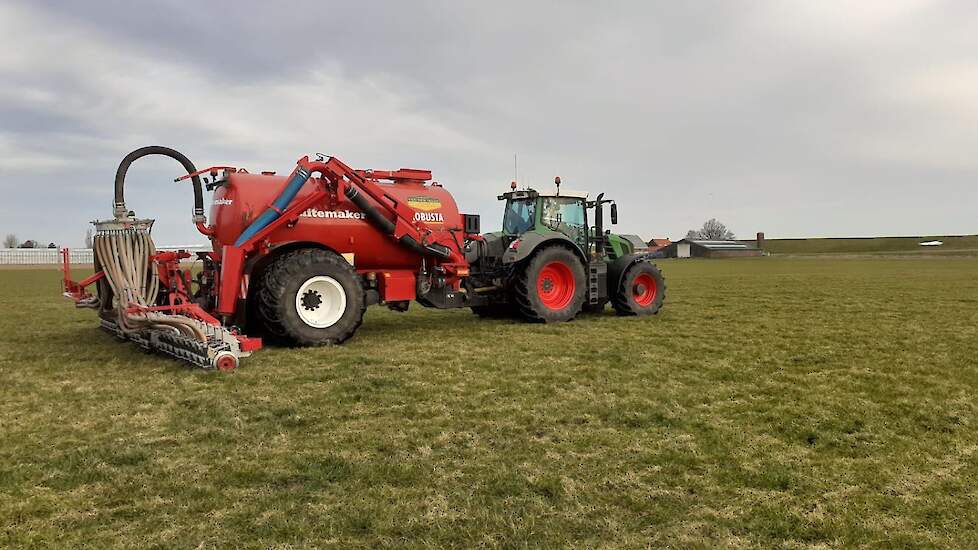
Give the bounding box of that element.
[513,153,518,188]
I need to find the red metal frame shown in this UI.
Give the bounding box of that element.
[60,248,262,353]
[61,248,103,301]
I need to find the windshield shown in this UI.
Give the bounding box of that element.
[502,198,536,234]
[541,197,587,244]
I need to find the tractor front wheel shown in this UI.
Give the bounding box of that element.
[257,249,366,346]
[612,261,666,316]
[513,246,586,322]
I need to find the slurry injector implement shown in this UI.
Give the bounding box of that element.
[63,146,665,369]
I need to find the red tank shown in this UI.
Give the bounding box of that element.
[210,171,463,271]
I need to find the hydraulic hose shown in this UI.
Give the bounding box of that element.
[114,146,205,222]
[234,157,451,260]
[344,186,451,260]
[234,164,312,247]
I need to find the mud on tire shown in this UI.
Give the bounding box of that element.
[257,249,366,346]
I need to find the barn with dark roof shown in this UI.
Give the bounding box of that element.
[661,239,762,258]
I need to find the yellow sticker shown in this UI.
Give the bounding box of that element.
[407,196,442,211]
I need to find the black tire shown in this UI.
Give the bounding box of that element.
[612,261,666,316]
[257,249,366,346]
[512,246,586,323]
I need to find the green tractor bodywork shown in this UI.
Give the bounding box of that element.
[465,185,666,321]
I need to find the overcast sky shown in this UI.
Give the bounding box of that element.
[2,0,976,246]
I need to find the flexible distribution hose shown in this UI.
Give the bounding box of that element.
[114,146,205,222]
[94,229,206,342]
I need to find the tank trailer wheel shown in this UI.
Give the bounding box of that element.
[513,246,586,323]
[612,262,666,316]
[257,249,366,346]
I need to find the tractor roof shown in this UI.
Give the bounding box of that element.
[497,188,589,200]
[539,188,588,199]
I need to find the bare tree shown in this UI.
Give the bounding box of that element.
[3,234,16,248]
[686,218,735,240]
[84,228,93,249]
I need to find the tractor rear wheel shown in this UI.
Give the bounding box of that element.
[612,262,666,316]
[513,246,586,322]
[257,249,366,346]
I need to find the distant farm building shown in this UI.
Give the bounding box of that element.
[662,239,762,259]
[647,238,672,253]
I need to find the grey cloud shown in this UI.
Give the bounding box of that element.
[3,0,977,247]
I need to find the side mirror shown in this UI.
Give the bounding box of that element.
[610,203,618,225]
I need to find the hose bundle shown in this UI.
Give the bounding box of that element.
[94,228,206,342]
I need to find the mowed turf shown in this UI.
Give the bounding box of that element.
[1,258,977,548]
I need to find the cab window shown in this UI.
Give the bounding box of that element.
[541,197,586,244]
[502,199,536,234]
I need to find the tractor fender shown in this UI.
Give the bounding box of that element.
[608,253,658,291]
[502,231,586,265]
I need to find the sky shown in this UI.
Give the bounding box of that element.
[1,0,976,247]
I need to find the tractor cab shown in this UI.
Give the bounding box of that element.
[496,180,637,262]
[498,187,589,250]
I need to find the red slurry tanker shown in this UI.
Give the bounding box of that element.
[63,146,665,369]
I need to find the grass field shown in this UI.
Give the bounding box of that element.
[2,258,978,548]
[760,235,978,256]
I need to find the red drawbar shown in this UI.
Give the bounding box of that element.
[537,261,575,310]
[632,272,658,306]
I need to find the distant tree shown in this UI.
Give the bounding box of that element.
[3,234,16,248]
[686,218,735,240]
[84,228,93,249]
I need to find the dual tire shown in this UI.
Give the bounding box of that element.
[256,249,365,346]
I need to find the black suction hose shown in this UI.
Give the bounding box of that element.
[344,186,451,259]
[114,146,205,221]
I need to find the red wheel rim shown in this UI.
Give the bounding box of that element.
[537,261,575,310]
[632,273,657,307]
[216,355,238,371]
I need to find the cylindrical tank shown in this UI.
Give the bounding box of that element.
[210,172,463,270]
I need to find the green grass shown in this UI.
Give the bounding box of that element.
[761,234,978,256]
[2,258,978,548]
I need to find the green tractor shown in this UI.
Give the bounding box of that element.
[465,179,666,322]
